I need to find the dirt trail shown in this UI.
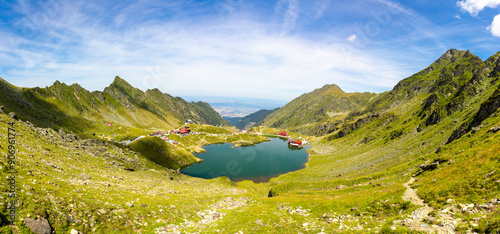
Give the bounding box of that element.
[402,177,459,234]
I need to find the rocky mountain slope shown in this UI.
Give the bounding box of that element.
[0,76,229,134]
[262,84,378,136]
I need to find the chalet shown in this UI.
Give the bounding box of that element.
[288,139,302,147]
[106,122,112,126]
[178,126,191,134]
[279,131,288,136]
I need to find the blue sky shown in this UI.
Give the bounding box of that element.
[1,0,500,102]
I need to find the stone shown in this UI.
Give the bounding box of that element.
[98,209,107,214]
[24,217,51,234]
[351,207,358,211]
[336,185,348,190]
[125,202,134,207]
[80,173,91,180]
[65,214,74,223]
[0,106,5,114]
[8,112,18,120]
[487,126,500,133]
[491,199,498,205]
[418,162,438,171]
[70,229,80,234]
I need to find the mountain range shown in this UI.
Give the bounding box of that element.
[0,76,229,135]
[0,49,499,233]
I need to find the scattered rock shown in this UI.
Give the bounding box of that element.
[98,209,107,214]
[80,173,91,180]
[351,207,358,212]
[255,219,263,225]
[125,202,135,207]
[24,217,51,234]
[336,185,348,190]
[491,199,499,205]
[487,126,500,133]
[70,229,81,234]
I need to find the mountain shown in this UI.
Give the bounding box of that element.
[233,108,279,129]
[265,49,500,232]
[0,76,229,134]
[262,84,378,135]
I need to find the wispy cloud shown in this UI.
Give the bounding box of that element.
[0,0,496,102]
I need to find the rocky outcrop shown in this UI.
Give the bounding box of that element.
[448,86,500,143]
[24,218,51,234]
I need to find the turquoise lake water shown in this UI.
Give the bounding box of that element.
[181,137,311,182]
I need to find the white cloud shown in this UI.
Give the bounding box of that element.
[457,0,500,16]
[488,14,500,36]
[454,15,461,19]
[347,34,357,42]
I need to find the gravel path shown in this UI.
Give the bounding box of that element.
[402,177,459,234]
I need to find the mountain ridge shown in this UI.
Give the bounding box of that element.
[0,76,229,135]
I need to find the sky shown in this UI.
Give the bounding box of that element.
[1,0,500,102]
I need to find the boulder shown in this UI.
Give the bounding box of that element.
[24,217,51,234]
[8,112,18,120]
[125,202,134,207]
[336,185,348,190]
[418,162,439,171]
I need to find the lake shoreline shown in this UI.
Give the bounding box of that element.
[181,137,312,183]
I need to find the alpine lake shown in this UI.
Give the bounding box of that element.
[181,137,311,182]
